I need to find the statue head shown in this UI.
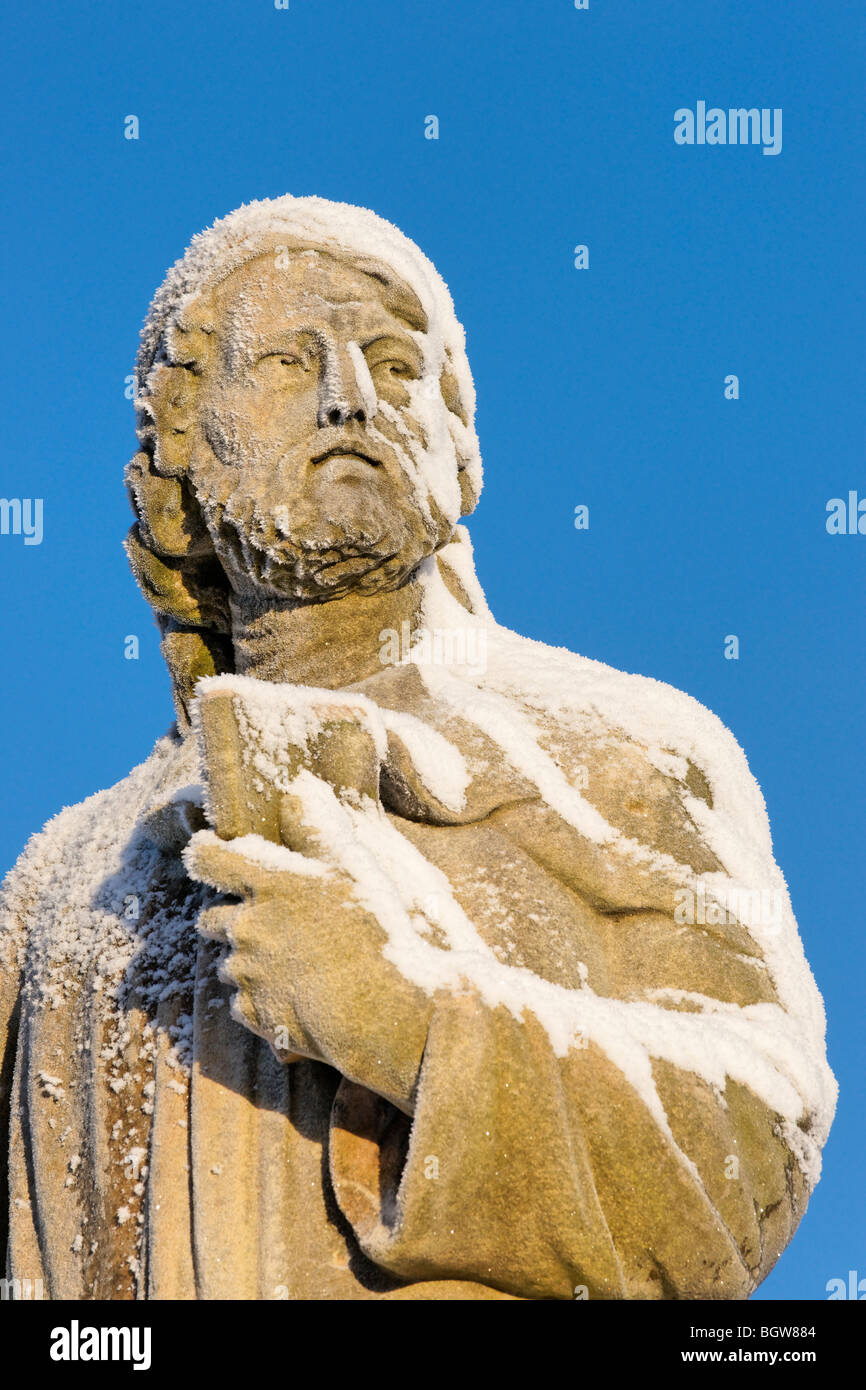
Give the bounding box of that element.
[125,196,483,721]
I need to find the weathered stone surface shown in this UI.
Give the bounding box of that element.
[0,196,835,1300]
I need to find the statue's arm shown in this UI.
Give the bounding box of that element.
[323,895,808,1300]
[327,987,797,1300]
[323,781,813,1299]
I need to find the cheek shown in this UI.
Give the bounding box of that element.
[213,382,321,450]
[374,395,430,453]
[187,404,252,508]
[377,385,456,464]
[374,375,412,411]
[197,399,276,472]
[198,399,247,462]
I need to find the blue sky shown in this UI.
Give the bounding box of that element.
[1,0,862,1299]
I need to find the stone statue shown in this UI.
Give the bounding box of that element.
[0,196,836,1300]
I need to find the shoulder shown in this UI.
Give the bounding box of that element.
[0,732,195,966]
[479,623,776,881]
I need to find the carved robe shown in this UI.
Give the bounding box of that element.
[0,544,835,1300]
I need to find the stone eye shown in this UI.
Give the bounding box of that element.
[372,358,417,380]
[256,352,307,383]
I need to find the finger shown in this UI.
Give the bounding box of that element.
[184,828,330,899]
[184,829,271,898]
[197,901,240,945]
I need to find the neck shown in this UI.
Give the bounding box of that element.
[229,578,426,688]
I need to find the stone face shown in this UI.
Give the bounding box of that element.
[0,195,835,1301]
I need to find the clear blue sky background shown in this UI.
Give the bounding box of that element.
[1,0,862,1300]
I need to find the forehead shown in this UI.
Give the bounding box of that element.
[211,249,426,344]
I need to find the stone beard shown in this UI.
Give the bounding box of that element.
[0,195,835,1301]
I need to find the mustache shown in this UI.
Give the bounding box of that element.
[309,434,385,469]
[303,420,414,473]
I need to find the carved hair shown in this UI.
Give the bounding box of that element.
[125,200,483,728]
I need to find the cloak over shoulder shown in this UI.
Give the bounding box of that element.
[0,547,836,1299]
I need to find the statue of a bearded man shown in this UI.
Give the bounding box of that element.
[0,196,836,1300]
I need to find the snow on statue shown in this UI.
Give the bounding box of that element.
[0,196,836,1300]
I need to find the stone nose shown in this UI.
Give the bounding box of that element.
[316,341,375,428]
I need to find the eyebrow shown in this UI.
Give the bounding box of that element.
[253,340,303,358]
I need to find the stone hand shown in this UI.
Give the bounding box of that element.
[185,812,432,1113]
[186,685,435,1111]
